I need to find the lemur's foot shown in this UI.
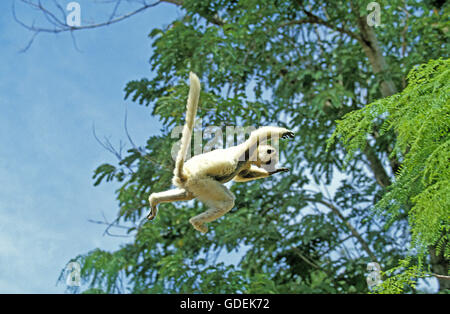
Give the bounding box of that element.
[147,206,157,220]
[189,218,208,233]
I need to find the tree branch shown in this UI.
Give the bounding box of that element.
[14,0,225,50]
[349,1,398,98]
[363,141,392,188]
[283,2,398,99]
[14,0,162,34]
[88,212,136,238]
[290,246,331,276]
[304,197,379,263]
[123,107,172,171]
[431,273,450,280]
[13,0,165,50]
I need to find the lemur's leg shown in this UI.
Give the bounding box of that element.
[234,165,290,182]
[188,178,235,233]
[147,189,195,220]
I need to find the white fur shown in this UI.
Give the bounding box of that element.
[148,73,294,233]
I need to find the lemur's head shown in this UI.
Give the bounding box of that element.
[256,144,279,172]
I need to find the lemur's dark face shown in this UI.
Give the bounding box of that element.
[257,145,278,171]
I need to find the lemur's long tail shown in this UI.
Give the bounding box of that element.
[173,72,201,186]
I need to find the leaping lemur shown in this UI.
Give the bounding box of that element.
[147,72,295,233]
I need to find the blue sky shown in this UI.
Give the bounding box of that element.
[0,0,185,293]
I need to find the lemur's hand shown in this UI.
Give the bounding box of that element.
[269,167,290,175]
[281,131,295,139]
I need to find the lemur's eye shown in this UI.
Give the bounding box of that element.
[267,149,273,154]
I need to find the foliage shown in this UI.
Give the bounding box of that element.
[372,258,427,294]
[60,0,449,293]
[329,58,450,292]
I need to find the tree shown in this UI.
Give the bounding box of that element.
[329,58,449,293]
[18,0,448,293]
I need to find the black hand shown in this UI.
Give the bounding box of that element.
[281,131,295,139]
[269,168,290,175]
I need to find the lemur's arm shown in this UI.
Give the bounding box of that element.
[234,165,289,182]
[236,127,294,162]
